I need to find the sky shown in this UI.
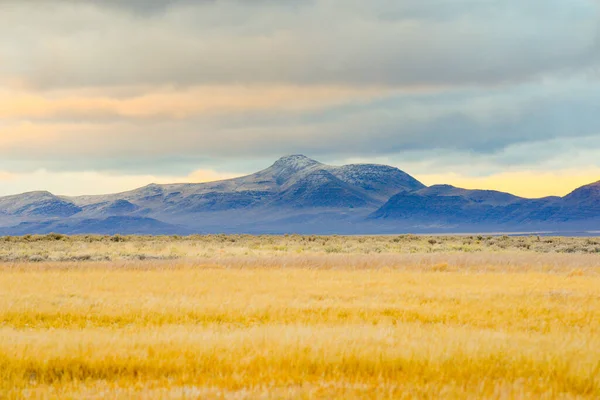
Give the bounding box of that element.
[1,0,599,198]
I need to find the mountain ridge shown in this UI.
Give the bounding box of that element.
[0,155,598,234]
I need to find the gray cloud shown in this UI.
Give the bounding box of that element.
[2,79,599,175]
[1,0,598,89]
[1,0,599,181]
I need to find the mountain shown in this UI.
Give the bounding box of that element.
[0,155,425,234]
[0,155,599,235]
[4,216,189,236]
[371,185,525,223]
[557,181,600,221]
[0,191,81,218]
[371,183,600,230]
[65,155,424,214]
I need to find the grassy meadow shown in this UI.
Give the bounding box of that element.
[0,234,599,399]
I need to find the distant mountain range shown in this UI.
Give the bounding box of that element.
[1,155,599,235]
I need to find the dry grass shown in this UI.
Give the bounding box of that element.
[2,234,600,264]
[1,236,599,398]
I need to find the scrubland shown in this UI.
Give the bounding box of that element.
[2,233,600,263]
[0,234,599,398]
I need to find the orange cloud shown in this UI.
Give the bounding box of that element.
[182,169,239,184]
[0,171,14,181]
[0,122,62,147]
[0,85,406,120]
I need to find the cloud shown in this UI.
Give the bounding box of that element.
[1,0,598,89]
[0,85,398,120]
[0,0,599,197]
[1,78,599,175]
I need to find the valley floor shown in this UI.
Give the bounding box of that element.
[1,235,599,399]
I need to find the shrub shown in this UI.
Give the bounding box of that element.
[46,233,66,241]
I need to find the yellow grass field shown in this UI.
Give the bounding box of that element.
[0,235,599,399]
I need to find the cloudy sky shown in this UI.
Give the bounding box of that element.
[1,0,599,198]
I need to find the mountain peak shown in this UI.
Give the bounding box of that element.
[272,154,321,170]
[265,155,323,186]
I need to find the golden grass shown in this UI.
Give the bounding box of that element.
[1,253,599,399]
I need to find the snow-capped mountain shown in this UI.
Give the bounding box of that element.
[0,156,599,235]
[0,155,424,234]
[61,155,424,214]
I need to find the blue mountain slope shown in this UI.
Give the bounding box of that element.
[0,216,190,235]
[371,184,599,228]
[0,191,81,218]
[555,181,600,221]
